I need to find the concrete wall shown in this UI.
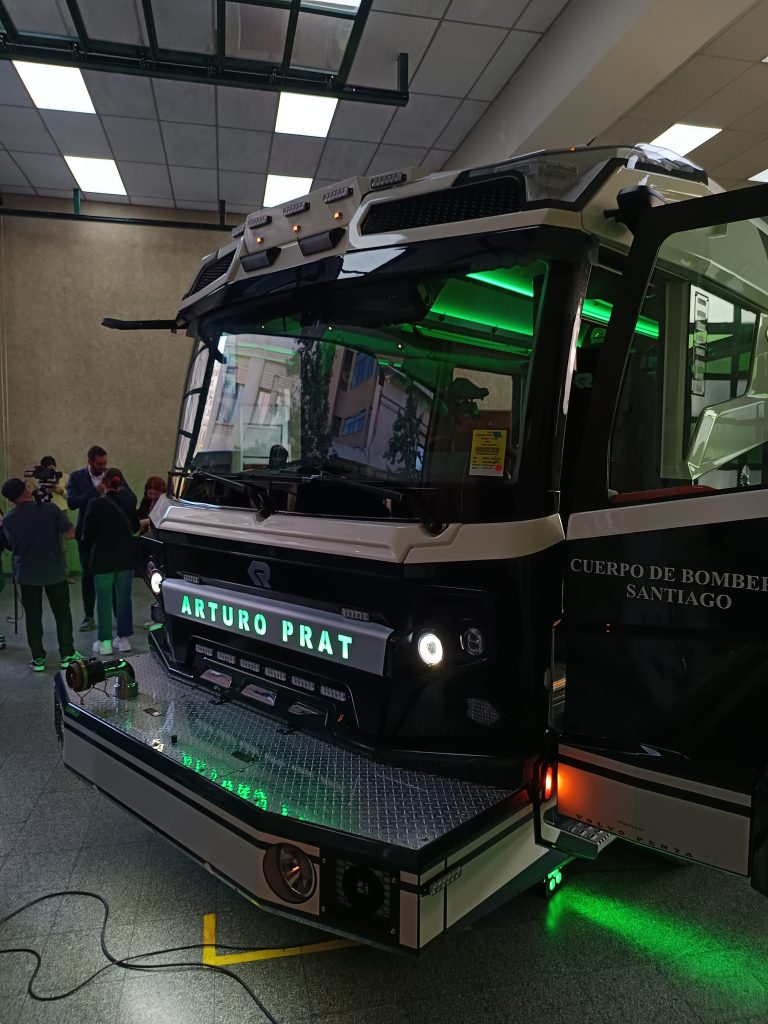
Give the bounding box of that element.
[0,196,233,499]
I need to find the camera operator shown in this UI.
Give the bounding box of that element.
[1,477,82,672]
[28,455,68,508]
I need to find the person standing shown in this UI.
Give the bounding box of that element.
[68,446,134,631]
[1,478,82,672]
[81,468,139,656]
[34,456,76,582]
[138,475,166,533]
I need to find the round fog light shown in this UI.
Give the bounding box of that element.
[263,843,316,904]
[418,632,443,667]
[461,626,486,657]
[149,571,164,596]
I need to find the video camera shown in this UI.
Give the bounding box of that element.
[23,465,62,504]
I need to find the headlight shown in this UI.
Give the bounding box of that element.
[417,632,443,667]
[150,571,164,596]
[263,843,316,904]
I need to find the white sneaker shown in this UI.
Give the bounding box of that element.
[113,637,132,652]
[93,639,113,656]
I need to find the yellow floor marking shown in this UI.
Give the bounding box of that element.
[202,912,354,965]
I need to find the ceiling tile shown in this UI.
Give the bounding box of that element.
[421,149,452,172]
[102,116,165,163]
[384,94,461,149]
[268,135,324,178]
[169,166,218,202]
[78,0,147,45]
[131,196,175,208]
[709,138,768,180]
[469,29,539,101]
[0,107,57,154]
[631,56,751,123]
[0,151,30,187]
[216,87,278,132]
[367,144,428,176]
[40,111,112,158]
[410,21,507,98]
[3,0,74,34]
[714,176,752,191]
[732,101,768,133]
[372,0,449,14]
[1,184,34,194]
[218,127,270,173]
[0,63,32,106]
[219,170,266,206]
[35,188,77,199]
[686,129,765,171]
[316,140,377,180]
[162,122,216,169]
[516,0,570,33]
[329,101,397,143]
[447,0,528,27]
[686,65,768,130]
[12,152,76,189]
[434,99,489,150]
[153,80,216,125]
[116,161,173,198]
[591,115,669,146]
[153,0,214,54]
[228,203,261,214]
[704,0,768,61]
[83,72,157,119]
[349,13,439,91]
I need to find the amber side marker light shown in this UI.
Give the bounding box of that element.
[543,764,555,801]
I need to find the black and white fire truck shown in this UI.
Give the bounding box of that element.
[56,143,768,950]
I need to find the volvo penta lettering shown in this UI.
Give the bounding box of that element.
[55,144,768,951]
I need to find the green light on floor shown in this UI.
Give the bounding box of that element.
[546,888,768,1013]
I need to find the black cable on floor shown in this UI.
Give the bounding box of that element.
[0,889,289,1023]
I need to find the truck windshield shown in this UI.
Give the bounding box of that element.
[175,230,567,524]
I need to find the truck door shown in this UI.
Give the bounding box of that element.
[560,183,768,893]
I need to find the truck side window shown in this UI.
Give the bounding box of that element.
[607,219,768,502]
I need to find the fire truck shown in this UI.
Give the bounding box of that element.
[56,144,768,950]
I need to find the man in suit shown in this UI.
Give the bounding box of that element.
[68,445,134,631]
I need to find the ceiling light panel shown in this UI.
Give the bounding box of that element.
[275,93,338,138]
[13,61,95,114]
[64,156,127,195]
[649,123,721,156]
[264,174,314,207]
[748,169,768,182]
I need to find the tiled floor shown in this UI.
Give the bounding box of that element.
[2,578,768,1023]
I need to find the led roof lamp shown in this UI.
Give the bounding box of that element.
[275,92,338,138]
[13,61,95,113]
[264,174,314,208]
[748,169,768,183]
[649,124,721,157]
[418,632,443,667]
[64,156,127,196]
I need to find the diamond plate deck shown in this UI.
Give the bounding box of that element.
[66,652,513,851]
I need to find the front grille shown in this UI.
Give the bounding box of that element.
[184,251,235,297]
[360,175,524,235]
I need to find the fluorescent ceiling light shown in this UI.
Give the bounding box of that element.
[264,174,314,207]
[275,92,338,138]
[649,123,721,156]
[64,156,127,195]
[304,0,361,9]
[749,168,768,182]
[13,61,95,113]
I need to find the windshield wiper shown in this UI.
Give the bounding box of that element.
[293,463,445,534]
[190,470,275,517]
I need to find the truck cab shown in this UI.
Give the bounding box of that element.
[56,143,768,950]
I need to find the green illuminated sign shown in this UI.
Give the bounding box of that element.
[163,579,391,674]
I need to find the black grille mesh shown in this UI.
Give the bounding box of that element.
[361,176,524,235]
[185,251,235,297]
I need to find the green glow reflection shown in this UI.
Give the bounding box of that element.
[545,888,768,1013]
[180,750,309,820]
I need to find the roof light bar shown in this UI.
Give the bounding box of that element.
[370,171,407,190]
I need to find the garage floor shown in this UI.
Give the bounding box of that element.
[1,579,768,1024]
